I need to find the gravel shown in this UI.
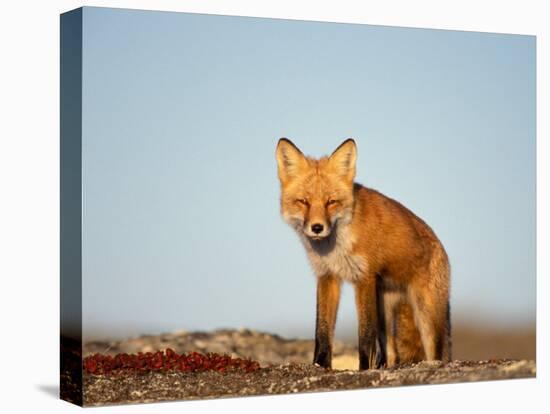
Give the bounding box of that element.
[83,359,535,406]
[81,329,535,407]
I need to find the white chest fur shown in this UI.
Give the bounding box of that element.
[302,225,367,282]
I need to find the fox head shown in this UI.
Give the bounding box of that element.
[276,138,357,241]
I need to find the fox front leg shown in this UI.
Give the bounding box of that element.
[313,274,341,369]
[354,275,380,370]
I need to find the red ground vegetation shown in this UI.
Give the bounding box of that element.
[83,349,260,375]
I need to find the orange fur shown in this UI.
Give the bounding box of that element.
[276,138,451,369]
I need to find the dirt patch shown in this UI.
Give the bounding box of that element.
[82,329,535,406]
[83,359,535,406]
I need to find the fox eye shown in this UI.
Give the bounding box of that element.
[327,199,338,206]
[295,198,308,205]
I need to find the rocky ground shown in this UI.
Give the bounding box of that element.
[84,328,354,369]
[83,359,535,406]
[81,328,536,406]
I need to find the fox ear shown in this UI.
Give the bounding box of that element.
[276,138,308,184]
[328,138,357,181]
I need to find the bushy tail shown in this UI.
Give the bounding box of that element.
[395,303,425,363]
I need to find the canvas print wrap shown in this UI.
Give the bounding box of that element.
[60,6,536,406]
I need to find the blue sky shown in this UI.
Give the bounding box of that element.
[80,7,535,341]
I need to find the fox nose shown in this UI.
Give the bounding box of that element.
[311,223,324,234]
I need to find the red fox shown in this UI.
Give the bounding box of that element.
[276,138,451,369]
